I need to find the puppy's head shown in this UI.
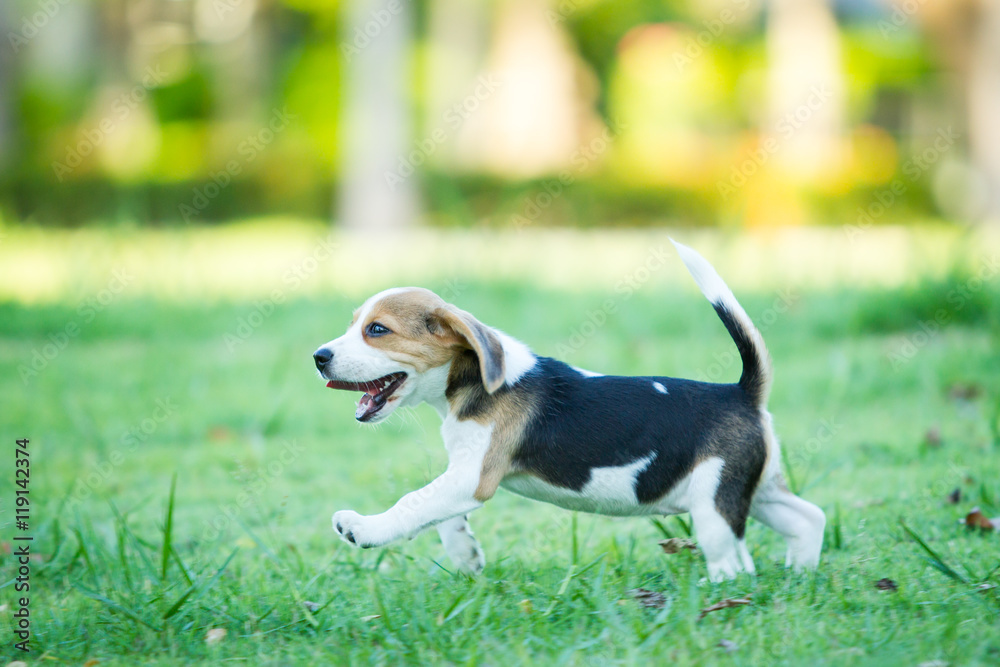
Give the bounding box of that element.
[313,287,505,423]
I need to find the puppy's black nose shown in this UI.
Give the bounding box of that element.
[313,348,333,370]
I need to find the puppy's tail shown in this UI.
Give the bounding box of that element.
[671,239,772,407]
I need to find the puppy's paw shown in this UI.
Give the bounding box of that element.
[439,520,486,575]
[451,541,486,576]
[332,510,380,549]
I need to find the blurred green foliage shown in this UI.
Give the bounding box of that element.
[0,0,971,226]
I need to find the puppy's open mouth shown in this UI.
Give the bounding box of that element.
[325,372,408,422]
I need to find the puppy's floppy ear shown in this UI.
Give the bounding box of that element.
[431,305,506,393]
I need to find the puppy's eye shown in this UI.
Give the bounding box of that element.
[366,322,391,337]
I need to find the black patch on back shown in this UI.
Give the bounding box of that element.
[446,355,767,538]
[504,358,766,538]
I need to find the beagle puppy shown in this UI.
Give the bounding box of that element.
[313,241,825,581]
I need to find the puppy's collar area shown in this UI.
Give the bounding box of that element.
[326,372,408,421]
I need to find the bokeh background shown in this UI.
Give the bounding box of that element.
[1,0,999,230]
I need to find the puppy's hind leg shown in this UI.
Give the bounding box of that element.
[690,503,748,582]
[687,458,753,581]
[750,479,825,571]
[436,515,486,575]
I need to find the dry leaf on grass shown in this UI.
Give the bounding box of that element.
[659,538,697,554]
[629,588,667,609]
[360,614,381,622]
[207,426,234,442]
[874,578,898,592]
[517,599,533,614]
[964,507,998,531]
[698,595,751,620]
[718,639,738,653]
[83,661,100,667]
[948,383,981,401]
[205,628,227,645]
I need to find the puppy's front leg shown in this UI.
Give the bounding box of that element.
[333,464,483,549]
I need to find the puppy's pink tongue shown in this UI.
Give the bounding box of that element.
[355,393,375,420]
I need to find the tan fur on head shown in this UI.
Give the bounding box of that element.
[361,288,505,393]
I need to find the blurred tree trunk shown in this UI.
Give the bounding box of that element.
[967,1,1000,221]
[337,0,419,230]
[448,0,602,178]
[765,0,845,179]
[0,4,13,171]
[426,0,489,168]
[916,0,1000,222]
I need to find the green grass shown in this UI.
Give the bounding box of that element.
[2,240,1000,665]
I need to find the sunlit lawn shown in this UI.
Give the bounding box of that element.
[1,223,999,665]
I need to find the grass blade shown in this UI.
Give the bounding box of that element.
[237,519,318,628]
[163,548,239,619]
[170,545,194,586]
[981,559,1000,583]
[191,548,240,604]
[161,474,177,582]
[162,584,197,620]
[541,555,604,618]
[108,501,156,577]
[542,563,578,617]
[780,444,799,495]
[73,584,163,632]
[649,517,673,540]
[831,503,843,550]
[898,518,968,584]
[71,526,96,580]
[571,512,579,566]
